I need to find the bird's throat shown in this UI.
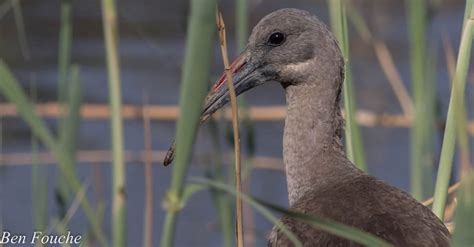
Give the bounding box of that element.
[283,83,347,206]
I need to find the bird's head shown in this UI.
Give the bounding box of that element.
[163,8,343,166]
[201,8,343,121]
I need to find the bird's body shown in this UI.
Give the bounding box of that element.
[165,8,450,247]
[270,158,450,246]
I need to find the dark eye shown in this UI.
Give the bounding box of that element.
[267,32,285,46]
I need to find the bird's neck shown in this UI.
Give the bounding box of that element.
[283,82,354,206]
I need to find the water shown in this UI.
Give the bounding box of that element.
[0,0,468,246]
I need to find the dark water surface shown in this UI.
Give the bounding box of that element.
[0,0,470,246]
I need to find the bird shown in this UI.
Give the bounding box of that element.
[164,8,450,246]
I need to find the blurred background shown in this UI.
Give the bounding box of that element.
[0,0,472,246]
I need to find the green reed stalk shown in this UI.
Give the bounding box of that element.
[32,137,48,233]
[58,0,73,103]
[57,0,74,212]
[12,0,29,60]
[406,0,436,200]
[30,81,48,235]
[100,0,126,245]
[328,0,367,171]
[432,1,474,219]
[160,1,216,246]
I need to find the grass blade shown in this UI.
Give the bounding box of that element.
[57,0,73,102]
[192,177,302,247]
[258,200,392,247]
[192,177,393,247]
[12,0,30,60]
[160,1,217,246]
[31,141,49,232]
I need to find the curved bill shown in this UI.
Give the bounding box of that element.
[163,52,261,166]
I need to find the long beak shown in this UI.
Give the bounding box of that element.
[163,51,261,166]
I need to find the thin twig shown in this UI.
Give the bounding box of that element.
[346,6,415,122]
[217,11,244,247]
[45,180,91,235]
[373,40,414,118]
[442,33,456,80]
[422,181,461,206]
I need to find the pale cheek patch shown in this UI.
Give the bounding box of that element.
[285,60,313,74]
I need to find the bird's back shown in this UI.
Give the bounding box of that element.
[268,174,450,247]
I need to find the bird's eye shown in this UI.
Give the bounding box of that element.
[267,32,285,46]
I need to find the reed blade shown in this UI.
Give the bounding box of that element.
[160,1,216,246]
[328,0,367,171]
